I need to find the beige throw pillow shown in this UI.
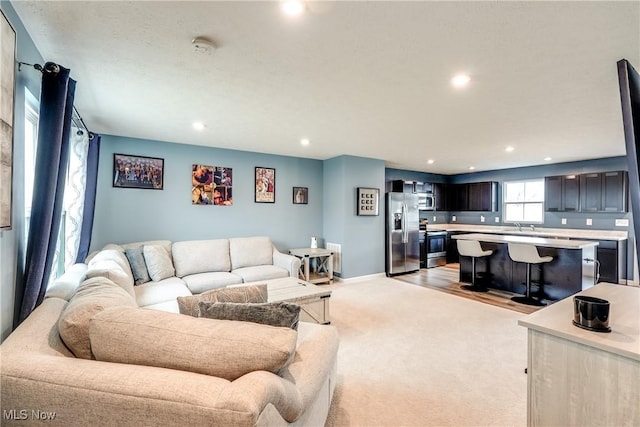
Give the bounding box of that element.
[177,284,268,317]
[89,306,298,381]
[143,244,175,282]
[58,277,137,359]
[198,301,301,330]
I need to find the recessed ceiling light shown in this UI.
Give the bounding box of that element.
[427,159,435,164]
[505,146,515,152]
[300,138,310,146]
[544,157,552,161]
[281,0,305,16]
[451,74,471,88]
[193,122,205,131]
[469,166,476,170]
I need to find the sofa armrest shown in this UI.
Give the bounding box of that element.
[45,263,88,301]
[272,249,301,278]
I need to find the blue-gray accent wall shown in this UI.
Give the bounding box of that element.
[93,135,325,253]
[0,1,44,341]
[323,156,386,278]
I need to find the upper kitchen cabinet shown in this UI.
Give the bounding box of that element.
[468,182,498,212]
[580,171,628,213]
[447,182,498,212]
[545,175,580,212]
[434,183,447,211]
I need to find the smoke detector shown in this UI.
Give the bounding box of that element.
[192,37,217,54]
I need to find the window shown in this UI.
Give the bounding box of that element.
[24,89,39,243]
[503,179,545,223]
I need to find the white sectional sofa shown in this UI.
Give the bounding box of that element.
[1,236,339,427]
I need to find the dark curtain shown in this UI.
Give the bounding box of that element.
[17,63,76,325]
[75,133,101,263]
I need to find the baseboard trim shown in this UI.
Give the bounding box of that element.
[337,272,386,283]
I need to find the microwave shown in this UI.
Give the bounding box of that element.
[418,193,435,210]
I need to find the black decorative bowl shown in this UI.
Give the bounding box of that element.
[573,295,611,333]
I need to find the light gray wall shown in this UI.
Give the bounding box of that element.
[0,1,43,341]
[92,135,324,253]
[323,155,386,278]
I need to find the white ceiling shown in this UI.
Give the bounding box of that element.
[11,1,640,175]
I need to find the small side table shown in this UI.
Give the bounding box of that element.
[288,248,334,284]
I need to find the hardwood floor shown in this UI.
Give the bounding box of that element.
[394,264,543,314]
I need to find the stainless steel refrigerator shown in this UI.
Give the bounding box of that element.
[385,192,420,276]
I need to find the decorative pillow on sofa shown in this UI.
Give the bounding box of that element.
[199,301,301,330]
[124,247,151,285]
[58,277,137,359]
[143,244,175,282]
[177,284,268,317]
[89,306,298,381]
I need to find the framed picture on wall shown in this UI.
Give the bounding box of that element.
[293,187,308,204]
[255,167,275,203]
[357,187,379,216]
[113,153,164,190]
[1,11,16,230]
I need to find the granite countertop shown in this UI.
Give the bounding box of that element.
[452,232,599,249]
[518,284,640,361]
[426,223,628,241]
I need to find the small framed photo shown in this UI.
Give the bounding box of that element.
[357,187,379,216]
[113,153,164,190]
[293,187,308,204]
[255,167,275,203]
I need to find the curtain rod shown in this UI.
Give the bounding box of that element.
[18,61,94,139]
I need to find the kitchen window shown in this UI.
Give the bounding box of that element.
[503,179,545,223]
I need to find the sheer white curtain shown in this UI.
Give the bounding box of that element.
[47,127,89,285]
[63,128,90,270]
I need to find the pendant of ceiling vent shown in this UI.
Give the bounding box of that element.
[192,37,217,55]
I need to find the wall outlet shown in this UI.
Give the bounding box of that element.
[480,215,485,223]
[495,217,500,223]
[586,218,592,226]
[561,218,567,225]
[615,219,629,227]
[433,216,437,222]
[452,215,457,222]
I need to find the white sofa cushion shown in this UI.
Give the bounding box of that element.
[89,306,299,381]
[229,237,273,270]
[45,263,87,301]
[85,262,136,299]
[232,265,289,283]
[134,277,192,307]
[88,249,134,283]
[182,272,243,294]
[172,239,231,277]
[143,245,175,282]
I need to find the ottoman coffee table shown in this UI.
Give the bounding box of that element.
[266,277,332,325]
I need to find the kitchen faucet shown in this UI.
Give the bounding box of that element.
[514,222,522,231]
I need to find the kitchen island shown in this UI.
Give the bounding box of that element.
[518,283,639,426]
[452,233,598,300]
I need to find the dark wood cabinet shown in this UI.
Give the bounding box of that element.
[447,182,497,211]
[468,182,498,211]
[447,184,468,211]
[545,175,580,212]
[580,171,628,213]
[594,239,627,284]
[602,171,628,212]
[434,183,447,211]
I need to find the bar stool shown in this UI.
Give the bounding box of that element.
[457,240,493,292]
[507,243,553,306]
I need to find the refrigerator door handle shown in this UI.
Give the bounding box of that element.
[402,202,408,243]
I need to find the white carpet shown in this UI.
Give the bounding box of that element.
[324,277,527,427]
